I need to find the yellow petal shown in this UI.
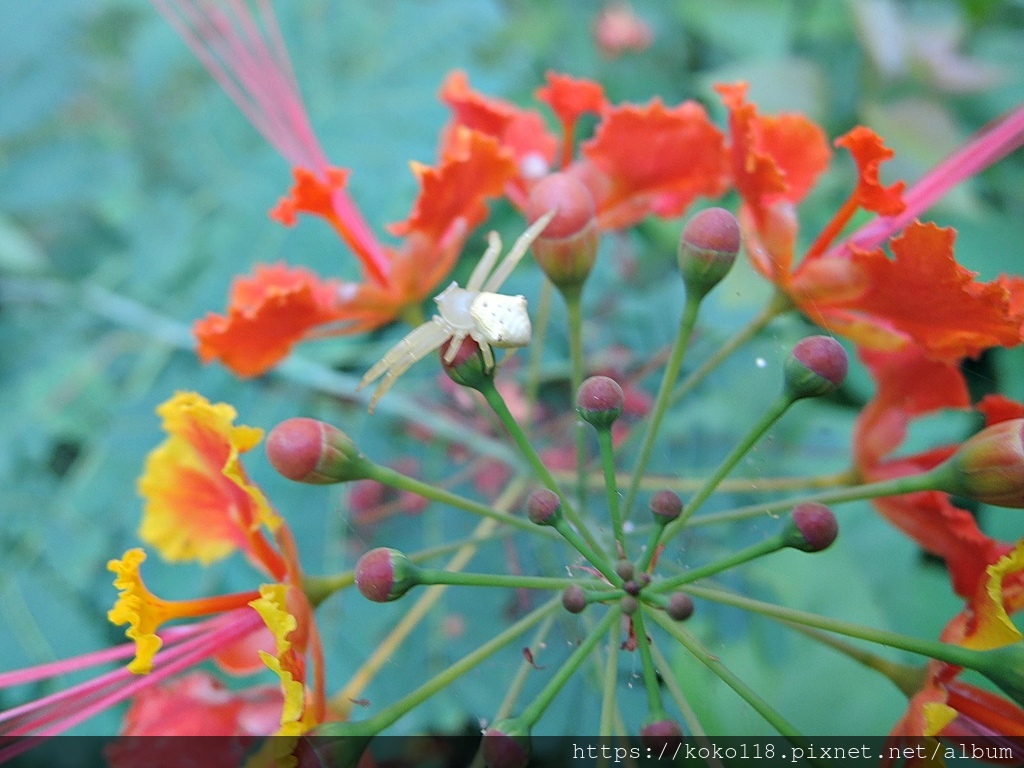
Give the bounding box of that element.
[138,391,278,565]
[963,539,1024,650]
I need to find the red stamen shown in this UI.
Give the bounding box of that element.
[153,0,391,283]
[803,193,860,262]
[838,103,1024,254]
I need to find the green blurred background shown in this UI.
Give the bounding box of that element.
[2,0,1024,738]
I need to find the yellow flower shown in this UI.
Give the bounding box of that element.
[108,548,261,673]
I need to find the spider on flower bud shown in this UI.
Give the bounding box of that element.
[359,210,555,412]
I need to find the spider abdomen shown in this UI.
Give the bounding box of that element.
[470,293,531,347]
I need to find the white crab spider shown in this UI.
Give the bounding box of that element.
[359,209,556,413]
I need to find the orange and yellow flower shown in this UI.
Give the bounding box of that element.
[109,392,325,735]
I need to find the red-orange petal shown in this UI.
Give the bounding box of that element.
[439,70,558,187]
[828,222,1024,360]
[269,167,348,227]
[194,264,345,377]
[580,98,728,229]
[854,345,970,470]
[535,72,608,128]
[388,129,517,244]
[835,126,907,215]
[978,394,1024,426]
[118,671,284,737]
[715,82,831,217]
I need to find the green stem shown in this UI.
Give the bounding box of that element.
[303,529,530,608]
[519,606,621,726]
[597,427,625,557]
[631,609,666,720]
[785,622,926,698]
[623,295,702,521]
[648,610,814,751]
[565,288,589,516]
[682,584,987,671]
[345,597,561,734]
[599,618,622,736]
[523,278,554,435]
[650,534,787,593]
[641,392,796,569]
[494,611,559,721]
[365,463,553,538]
[685,466,944,528]
[649,641,713,743]
[414,568,602,591]
[552,519,623,586]
[479,379,604,554]
[669,290,793,407]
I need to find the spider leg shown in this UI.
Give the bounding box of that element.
[482,208,557,293]
[478,340,495,369]
[466,232,503,292]
[442,331,468,364]
[360,321,449,411]
[367,324,450,413]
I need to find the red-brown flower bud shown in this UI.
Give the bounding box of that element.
[266,418,370,484]
[934,419,1024,508]
[441,337,493,390]
[482,719,531,768]
[666,592,695,621]
[526,174,598,294]
[354,548,420,602]
[562,585,588,614]
[576,375,625,429]
[527,489,563,526]
[650,489,683,523]
[784,502,839,552]
[677,207,740,300]
[640,718,684,750]
[784,336,848,400]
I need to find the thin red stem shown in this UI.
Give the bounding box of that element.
[803,193,859,262]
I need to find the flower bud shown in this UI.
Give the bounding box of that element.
[482,719,531,768]
[620,595,639,615]
[527,489,562,526]
[933,419,1024,508]
[526,174,598,294]
[783,336,848,400]
[576,376,624,429]
[354,548,420,602]
[267,418,370,484]
[666,592,695,621]
[783,502,839,552]
[677,207,740,301]
[615,559,635,581]
[562,585,588,614]
[650,490,683,523]
[640,718,684,750]
[441,337,493,390]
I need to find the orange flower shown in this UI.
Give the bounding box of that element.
[110,392,326,734]
[854,358,1024,739]
[440,70,729,228]
[720,82,1024,360]
[892,607,1024,745]
[158,1,518,377]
